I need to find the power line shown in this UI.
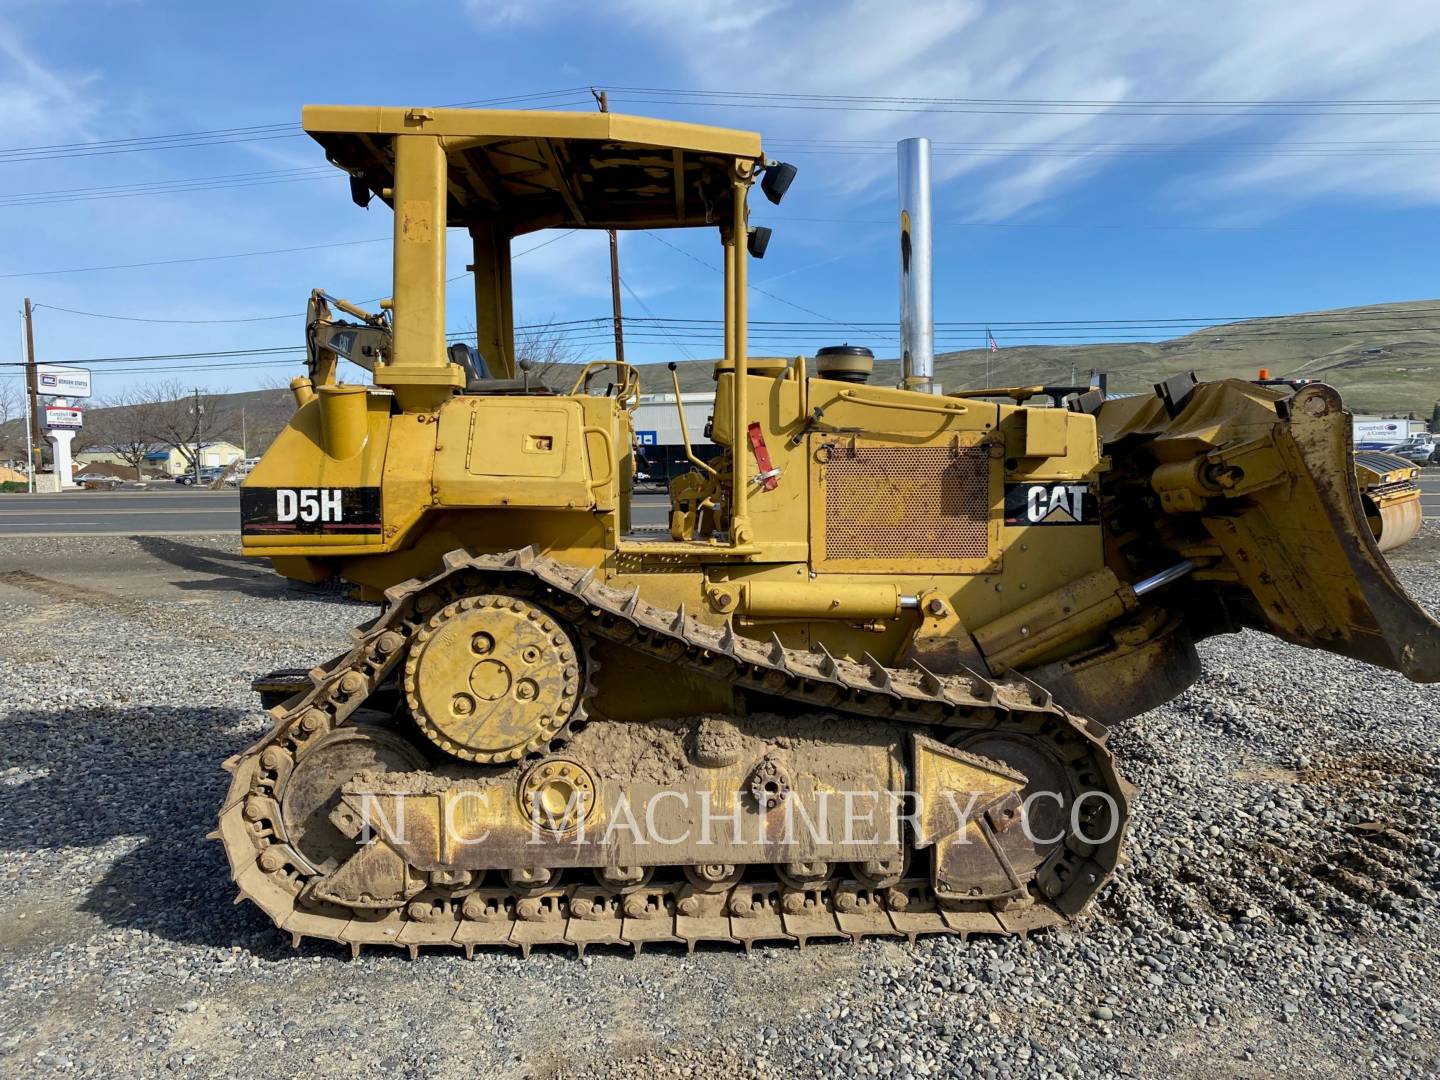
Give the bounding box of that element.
[618,276,696,361]
[624,306,1440,329]
[16,85,1437,170]
[607,86,1440,108]
[0,237,388,280]
[0,168,336,209]
[0,131,306,165]
[0,89,597,164]
[642,230,868,331]
[606,87,1440,118]
[447,87,597,108]
[11,316,1439,370]
[775,215,1329,232]
[21,301,1440,359]
[774,137,1440,148]
[0,122,294,157]
[614,96,1440,119]
[28,298,1440,339]
[34,303,304,325]
[2,166,329,200]
[769,144,1440,160]
[24,229,581,325]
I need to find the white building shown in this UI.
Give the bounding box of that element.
[145,441,245,476]
[630,393,719,481]
[77,440,246,476]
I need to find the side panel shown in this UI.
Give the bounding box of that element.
[433,397,594,510]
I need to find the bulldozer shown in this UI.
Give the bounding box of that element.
[222,105,1440,957]
[1354,450,1424,553]
[1250,371,1425,553]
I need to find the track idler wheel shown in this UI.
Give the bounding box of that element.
[278,724,426,874]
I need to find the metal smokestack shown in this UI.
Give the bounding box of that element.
[898,137,937,394]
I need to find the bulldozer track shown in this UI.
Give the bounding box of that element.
[217,546,1130,957]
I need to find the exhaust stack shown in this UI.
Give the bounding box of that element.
[898,137,937,394]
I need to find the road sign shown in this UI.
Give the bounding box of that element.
[636,430,658,446]
[44,405,84,430]
[1354,418,1407,448]
[37,364,92,399]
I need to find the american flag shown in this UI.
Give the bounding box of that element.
[986,329,999,352]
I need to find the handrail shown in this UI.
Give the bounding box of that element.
[948,385,1045,403]
[668,363,717,477]
[582,425,616,493]
[836,388,968,417]
[569,360,640,405]
[793,353,808,424]
[729,166,751,546]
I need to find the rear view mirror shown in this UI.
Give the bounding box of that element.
[760,162,796,205]
[747,226,772,259]
[350,174,372,209]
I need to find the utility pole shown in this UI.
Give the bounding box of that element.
[190,386,204,485]
[592,88,625,363]
[22,299,39,491]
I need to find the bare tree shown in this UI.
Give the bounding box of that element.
[140,380,237,479]
[514,319,581,385]
[83,391,163,479]
[0,379,24,465]
[208,388,294,459]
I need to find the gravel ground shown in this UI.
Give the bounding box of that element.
[1,531,1437,1079]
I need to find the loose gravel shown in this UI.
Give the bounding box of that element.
[1,531,1437,1079]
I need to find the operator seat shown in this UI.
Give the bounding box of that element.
[450,342,555,395]
[449,343,491,387]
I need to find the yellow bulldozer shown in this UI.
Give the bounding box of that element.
[221,104,1440,957]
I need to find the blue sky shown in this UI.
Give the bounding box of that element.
[3,0,1440,400]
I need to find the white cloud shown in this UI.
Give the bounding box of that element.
[596,0,1440,219]
[0,23,100,146]
[461,0,562,28]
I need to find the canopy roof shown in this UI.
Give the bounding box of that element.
[303,105,765,237]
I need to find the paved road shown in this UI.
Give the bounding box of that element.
[0,477,1431,537]
[1423,471,1440,517]
[0,489,675,536]
[0,489,241,536]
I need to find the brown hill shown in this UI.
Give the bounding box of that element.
[661,300,1440,416]
[4,301,1434,468]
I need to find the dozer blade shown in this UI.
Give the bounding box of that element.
[1138,381,1440,681]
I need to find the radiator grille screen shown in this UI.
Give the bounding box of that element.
[824,444,991,561]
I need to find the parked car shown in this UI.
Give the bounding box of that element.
[1391,434,1437,466]
[175,468,224,486]
[224,466,254,487]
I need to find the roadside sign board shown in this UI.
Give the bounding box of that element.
[1353,418,1406,448]
[44,405,84,430]
[636,430,658,446]
[36,364,92,399]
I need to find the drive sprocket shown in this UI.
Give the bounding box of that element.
[403,593,582,762]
